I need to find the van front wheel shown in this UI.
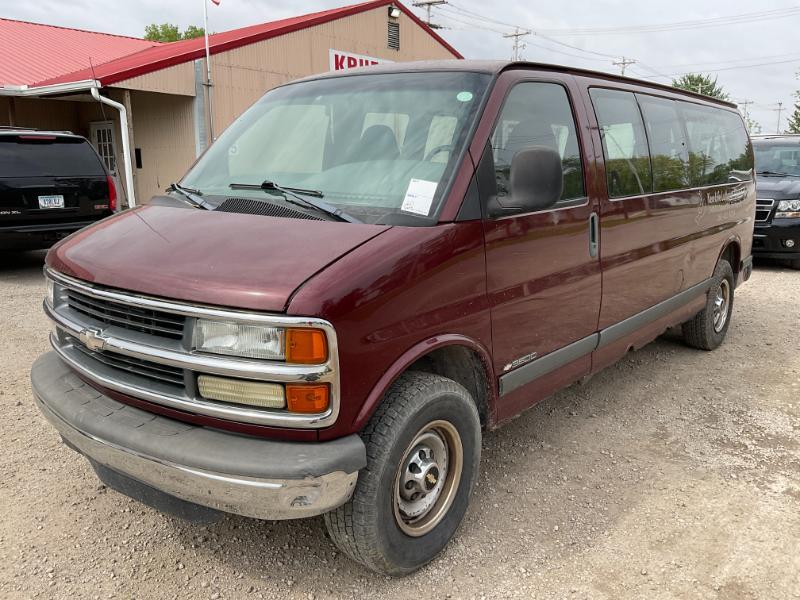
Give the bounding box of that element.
[682,259,734,350]
[324,372,481,576]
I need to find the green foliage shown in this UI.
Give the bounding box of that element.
[744,117,762,135]
[671,74,729,101]
[787,99,800,134]
[144,23,205,42]
[182,25,206,40]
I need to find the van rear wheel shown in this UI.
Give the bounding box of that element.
[682,259,734,350]
[324,372,481,576]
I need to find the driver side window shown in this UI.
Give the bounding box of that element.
[492,82,586,203]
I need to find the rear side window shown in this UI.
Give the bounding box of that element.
[491,82,585,203]
[680,103,752,185]
[637,95,690,192]
[590,88,653,198]
[0,136,105,178]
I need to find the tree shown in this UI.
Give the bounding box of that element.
[744,116,762,135]
[144,23,205,42]
[672,74,729,101]
[787,94,800,134]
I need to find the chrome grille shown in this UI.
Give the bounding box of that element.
[70,336,185,387]
[66,288,185,340]
[45,268,341,429]
[755,198,775,223]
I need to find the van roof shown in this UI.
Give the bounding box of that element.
[298,59,739,109]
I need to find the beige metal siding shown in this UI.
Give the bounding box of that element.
[128,91,195,202]
[115,62,196,97]
[2,97,80,131]
[211,7,457,131]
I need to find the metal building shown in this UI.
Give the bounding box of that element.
[0,1,461,206]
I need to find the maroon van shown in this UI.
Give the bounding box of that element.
[31,61,755,575]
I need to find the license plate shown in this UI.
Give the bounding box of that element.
[38,195,65,209]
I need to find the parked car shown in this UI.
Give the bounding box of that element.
[31,61,754,575]
[751,134,800,269]
[0,128,116,250]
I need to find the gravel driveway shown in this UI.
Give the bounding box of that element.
[1,251,798,599]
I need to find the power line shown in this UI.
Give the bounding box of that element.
[532,6,800,36]
[503,27,531,61]
[412,1,448,29]
[612,57,636,76]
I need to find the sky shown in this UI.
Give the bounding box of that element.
[2,0,798,132]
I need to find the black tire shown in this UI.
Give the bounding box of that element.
[324,371,481,576]
[682,259,735,350]
[788,258,800,270]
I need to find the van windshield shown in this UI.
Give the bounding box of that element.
[181,71,491,224]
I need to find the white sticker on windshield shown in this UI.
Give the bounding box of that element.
[401,179,438,216]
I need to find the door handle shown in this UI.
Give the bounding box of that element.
[589,212,599,258]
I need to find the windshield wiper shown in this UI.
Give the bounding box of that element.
[757,170,799,178]
[229,181,361,223]
[168,183,213,209]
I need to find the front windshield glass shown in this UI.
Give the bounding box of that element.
[754,140,800,176]
[182,71,491,224]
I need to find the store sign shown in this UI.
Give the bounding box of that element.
[329,49,392,72]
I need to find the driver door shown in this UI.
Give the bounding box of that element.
[481,79,602,419]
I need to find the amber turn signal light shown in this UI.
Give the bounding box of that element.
[286,384,330,414]
[286,328,328,364]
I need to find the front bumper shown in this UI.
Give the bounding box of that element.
[752,220,800,259]
[31,352,365,520]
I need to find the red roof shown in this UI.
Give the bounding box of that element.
[5,0,460,89]
[0,18,159,87]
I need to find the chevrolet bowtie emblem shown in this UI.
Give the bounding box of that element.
[79,328,107,352]
[426,472,437,486]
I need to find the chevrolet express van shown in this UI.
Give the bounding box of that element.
[31,61,755,575]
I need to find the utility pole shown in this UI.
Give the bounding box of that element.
[775,102,784,133]
[412,1,447,29]
[738,99,753,122]
[503,27,531,61]
[612,57,636,76]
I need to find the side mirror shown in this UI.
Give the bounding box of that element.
[493,146,563,216]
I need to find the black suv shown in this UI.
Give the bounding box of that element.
[752,134,800,269]
[0,128,116,250]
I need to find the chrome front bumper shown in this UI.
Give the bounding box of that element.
[31,352,365,520]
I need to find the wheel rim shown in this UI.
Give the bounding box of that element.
[712,278,730,333]
[393,420,463,537]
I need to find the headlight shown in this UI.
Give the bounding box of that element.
[193,320,286,360]
[45,278,55,307]
[193,320,329,363]
[776,199,800,218]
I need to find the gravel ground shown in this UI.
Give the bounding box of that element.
[1,250,799,600]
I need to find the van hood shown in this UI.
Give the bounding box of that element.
[46,204,390,312]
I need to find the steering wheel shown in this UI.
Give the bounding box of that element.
[424,144,454,161]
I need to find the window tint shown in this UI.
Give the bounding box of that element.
[637,95,690,192]
[590,88,652,198]
[680,103,752,185]
[492,82,585,203]
[0,137,105,178]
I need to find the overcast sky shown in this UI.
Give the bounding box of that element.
[4,0,798,131]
